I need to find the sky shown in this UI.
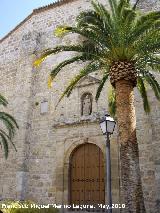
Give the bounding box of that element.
[0,0,56,39]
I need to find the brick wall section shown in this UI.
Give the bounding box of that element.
[0,0,160,212]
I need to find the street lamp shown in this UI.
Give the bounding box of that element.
[100,114,116,213]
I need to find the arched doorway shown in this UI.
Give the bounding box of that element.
[69,143,105,205]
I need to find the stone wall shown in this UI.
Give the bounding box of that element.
[0,0,160,213]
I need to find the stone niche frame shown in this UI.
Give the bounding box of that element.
[81,92,93,116]
[55,137,106,206]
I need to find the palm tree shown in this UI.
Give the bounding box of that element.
[34,0,160,212]
[0,94,18,159]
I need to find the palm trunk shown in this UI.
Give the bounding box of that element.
[115,80,146,213]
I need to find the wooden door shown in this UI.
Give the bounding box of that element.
[70,143,105,206]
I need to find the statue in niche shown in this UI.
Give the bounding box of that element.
[81,93,92,116]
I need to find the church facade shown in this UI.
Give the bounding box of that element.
[0,0,160,212]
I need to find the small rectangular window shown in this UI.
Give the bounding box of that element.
[40,101,48,114]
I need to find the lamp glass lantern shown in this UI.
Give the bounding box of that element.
[100,114,116,135]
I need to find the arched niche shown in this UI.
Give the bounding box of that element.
[81,93,93,116]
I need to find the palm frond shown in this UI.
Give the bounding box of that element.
[128,11,160,45]
[117,0,128,16]
[0,94,8,107]
[0,94,18,158]
[54,25,71,37]
[148,61,160,72]
[56,61,103,107]
[50,55,87,82]
[91,0,113,25]
[69,26,110,48]
[132,0,140,10]
[0,112,19,138]
[120,7,137,38]
[0,129,17,154]
[108,87,116,117]
[144,72,160,101]
[34,45,87,67]
[95,71,109,101]
[134,28,160,53]
[76,10,105,32]
[107,0,117,18]
[137,77,150,113]
[0,132,9,159]
[138,36,160,55]
[91,0,121,49]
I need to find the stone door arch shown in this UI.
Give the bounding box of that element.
[69,143,105,205]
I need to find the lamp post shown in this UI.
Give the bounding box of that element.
[100,114,116,213]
